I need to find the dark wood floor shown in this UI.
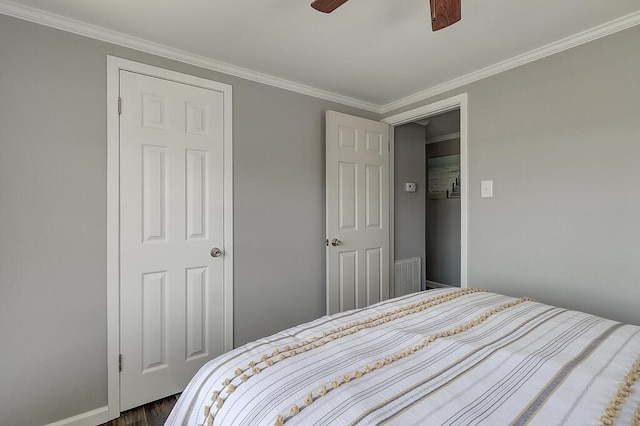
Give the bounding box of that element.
[99,394,180,426]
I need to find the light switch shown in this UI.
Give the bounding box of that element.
[405,182,416,192]
[481,180,493,198]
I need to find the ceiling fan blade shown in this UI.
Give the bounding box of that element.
[311,0,349,13]
[430,0,461,31]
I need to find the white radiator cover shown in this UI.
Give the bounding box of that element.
[394,257,421,297]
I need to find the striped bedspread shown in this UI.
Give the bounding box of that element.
[166,288,640,426]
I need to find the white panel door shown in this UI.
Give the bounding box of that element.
[326,111,390,315]
[119,70,227,410]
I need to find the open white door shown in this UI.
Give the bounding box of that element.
[326,111,390,315]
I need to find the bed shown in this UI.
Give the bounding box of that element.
[166,288,640,425]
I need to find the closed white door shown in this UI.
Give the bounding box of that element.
[326,111,390,315]
[119,70,229,410]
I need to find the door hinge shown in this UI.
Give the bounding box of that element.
[388,143,391,152]
[118,97,122,115]
[119,354,123,372]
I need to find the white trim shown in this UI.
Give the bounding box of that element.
[426,132,460,145]
[380,10,640,114]
[389,132,395,299]
[44,406,109,426]
[382,96,463,126]
[0,0,378,113]
[460,99,469,288]
[384,93,469,290]
[106,56,120,422]
[106,56,234,421]
[1,1,639,115]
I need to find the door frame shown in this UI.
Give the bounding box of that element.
[106,56,233,420]
[382,93,468,296]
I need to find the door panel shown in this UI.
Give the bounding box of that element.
[365,248,382,306]
[142,145,168,242]
[141,271,167,372]
[339,250,357,311]
[119,70,226,410]
[326,111,390,315]
[338,162,357,230]
[185,150,208,240]
[365,165,382,229]
[185,266,207,361]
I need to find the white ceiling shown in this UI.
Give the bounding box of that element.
[3,0,640,111]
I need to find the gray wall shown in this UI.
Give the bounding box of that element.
[426,139,461,286]
[384,24,640,327]
[0,14,378,426]
[393,123,426,288]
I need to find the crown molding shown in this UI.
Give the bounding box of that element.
[0,0,381,113]
[2,0,640,116]
[380,9,640,115]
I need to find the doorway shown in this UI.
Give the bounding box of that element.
[106,57,234,418]
[383,94,468,297]
[424,110,461,288]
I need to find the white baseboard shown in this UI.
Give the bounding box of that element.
[426,280,457,289]
[44,406,111,426]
